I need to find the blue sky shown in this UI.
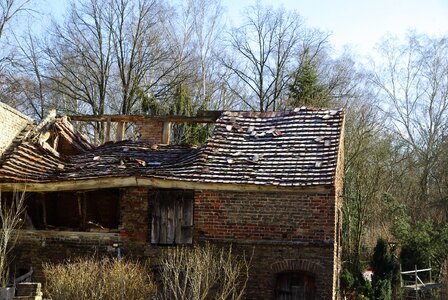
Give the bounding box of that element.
[44,0,448,56]
[225,0,448,55]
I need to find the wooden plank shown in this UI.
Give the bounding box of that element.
[181,192,193,244]
[77,193,83,229]
[116,122,125,141]
[52,134,59,149]
[401,268,432,274]
[68,114,218,124]
[174,194,182,243]
[150,193,160,244]
[105,118,111,142]
[14,269,33,284]
[82,193,87,230]
[162,122,171,144]
[159,198,167,244]
[40,193,47,228]
[0,177,330,193]
[166,199,175,244]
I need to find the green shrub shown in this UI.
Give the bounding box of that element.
[371,238,400,300]
[341,268,355,290]
[373,279,391,300]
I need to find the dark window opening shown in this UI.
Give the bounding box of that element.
[150,189,193,245]
[23,189,120,232]
[275,272,316,300]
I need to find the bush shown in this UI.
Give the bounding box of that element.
[340,268,355,290]
[371,238,400,300]
[158,243,251,300]
[43,257,156,300]
[373,279,391,300]
[340,262,374,299]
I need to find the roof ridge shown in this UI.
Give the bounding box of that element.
[31,109,57,139]
[222,107,343,119]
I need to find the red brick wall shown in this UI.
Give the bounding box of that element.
[13,230,122,284]
[136,121,163,144]
[194,190,336,243]
[229,242,334,299]
[14,186,338,299]
[120,187,149,242]
[193,189,337,299]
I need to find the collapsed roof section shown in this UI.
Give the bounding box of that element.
[0,111,92,182]
[0,107,344,190]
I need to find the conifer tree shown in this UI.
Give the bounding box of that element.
[288,56,331,108]
[371,238,400,300]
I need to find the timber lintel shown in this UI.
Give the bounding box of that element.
[0,177,330,194]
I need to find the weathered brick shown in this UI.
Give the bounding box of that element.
[136,121,163,144]
[13,185,341,299]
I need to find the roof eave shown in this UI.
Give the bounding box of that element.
[0,176,333,193]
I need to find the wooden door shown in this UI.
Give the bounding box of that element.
[275,272,316,300]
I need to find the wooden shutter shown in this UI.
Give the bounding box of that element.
[151,190,193,245]
[151,192,160,244]
[180,192,193,244]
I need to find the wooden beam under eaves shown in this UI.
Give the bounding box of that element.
[0,177,330,194]
[68,112,221,124]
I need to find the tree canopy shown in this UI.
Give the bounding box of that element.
[0,1,448,296]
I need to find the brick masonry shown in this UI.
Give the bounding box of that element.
[136,121,163,144]
[13,231,122,283]
[194,190,336,243]
[193,189,337,299]
[120,187,149,242]
[13,185,340,299]
[0,103,32,155]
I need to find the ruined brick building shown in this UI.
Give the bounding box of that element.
[0,102,344,299]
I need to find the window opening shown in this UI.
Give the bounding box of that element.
[23,189,120,232]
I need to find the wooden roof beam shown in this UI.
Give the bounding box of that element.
[0,177,331,193]
[67,111,223,124]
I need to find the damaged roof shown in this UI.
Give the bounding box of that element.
[0,107,344,188]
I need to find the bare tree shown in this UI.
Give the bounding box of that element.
[189,0,224,107]
[221,3,328,111]
[0,0,32,40]
[153,0,225,144]
[372,33,448,219]
[0,190,25,287]
[4,29,48,119]
[41,0,115,142]
[0,0,35,109]
[45,0,113,116]
[159,0,224,108]
[342,99,399,266]
[110,0,177,115]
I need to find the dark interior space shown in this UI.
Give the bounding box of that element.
[22,189,120,231]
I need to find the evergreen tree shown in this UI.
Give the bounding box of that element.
[288,57,331,108]
[371,238,400,300]
[171,84,210,145]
